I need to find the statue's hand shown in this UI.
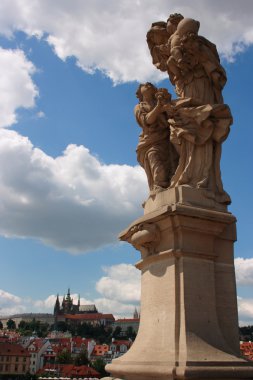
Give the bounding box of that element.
[159,44,170,53]
[162,103,175,115]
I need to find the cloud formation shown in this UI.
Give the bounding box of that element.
[0,128,147,253]
[238,297,253,326]
[0,1,253,83]
[0,47,38,127]
[96,263,141,303]
[235,257,253,286]
[0,289,26,316]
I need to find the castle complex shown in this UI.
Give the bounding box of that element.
[53,289,114,327]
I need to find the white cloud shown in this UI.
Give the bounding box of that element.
[235,257,253,286]
[0,48,38,127]
[96,264,141,303]
[0,289,26,316]
[0,1,253,83]
[95,297,137,318]
[0,289,21,305]
[36,111,45,119]
[33,295,60,310]
[0,128,147,253]
[238,297,253,326]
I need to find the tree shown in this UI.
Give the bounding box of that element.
[55,321,69,332]
[18,320,27,330]
[56,349,73,364]
[7,319,16,330]
[0,321,3,329]
[126,326,137,340]
[74,348,89,366]
[112,326,122,338]
[92,358,109,377]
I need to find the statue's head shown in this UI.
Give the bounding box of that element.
[155,88,172,105]
[166,13,184,35]
[167,13,184,25]
[176,18,200,37]
[136,83,157,101]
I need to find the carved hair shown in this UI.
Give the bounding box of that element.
[167,13,184,25]
[136,82,157,101]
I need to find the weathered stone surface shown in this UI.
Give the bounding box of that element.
[135,83,178,194]
[107,205,253,379]
[147,14,226,104]
[138,14,233,201]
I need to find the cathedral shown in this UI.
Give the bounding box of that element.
[54,288,98,319]
[53,289,115,328]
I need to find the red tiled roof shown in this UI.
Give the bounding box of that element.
[38,363,100,377]
[92,344,109,356]
[64,313,114,321]
[72,336,89,348]
[0,343,30,356]
[28,338,46,352]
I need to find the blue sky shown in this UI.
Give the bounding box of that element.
[0,0,253,324]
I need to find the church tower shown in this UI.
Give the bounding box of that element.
[54,294,60,314]
[133,307,139,319]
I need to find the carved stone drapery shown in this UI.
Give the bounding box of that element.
[135,14,232,205]
[135,83,179,194]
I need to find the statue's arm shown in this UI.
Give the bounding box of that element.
[145,103,163,125]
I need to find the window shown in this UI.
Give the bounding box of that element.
[16,356,19,362]
[6,356,9,362]
[22,365,26,372]
[15,365,18,372]
[23,357,26,362]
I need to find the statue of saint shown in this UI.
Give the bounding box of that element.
[138,14,233,204]
[135,83,178,194]
[147,15,227,104]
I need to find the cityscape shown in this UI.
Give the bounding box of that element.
[0,288,253,378]
[0,288,140,378]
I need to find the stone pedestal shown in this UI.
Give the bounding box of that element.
[105,188,253,380]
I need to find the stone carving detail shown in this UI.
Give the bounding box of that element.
[135,83,179,195]
[123,222,160,259]
[166,98,232,204]
[135,13,232,204]
[147,15,226,104]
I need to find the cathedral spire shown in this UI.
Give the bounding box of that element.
[133,307,139,319]
[54,294,60,314]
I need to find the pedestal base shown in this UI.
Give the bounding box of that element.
[106,202,253,380]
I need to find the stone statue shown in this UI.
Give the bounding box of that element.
[140,14,233,205]
[135,83,178,194]
[147,13,184,73]
[165,98,232,204]
[147,15,227,104]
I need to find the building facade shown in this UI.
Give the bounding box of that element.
[0,342,30,375]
